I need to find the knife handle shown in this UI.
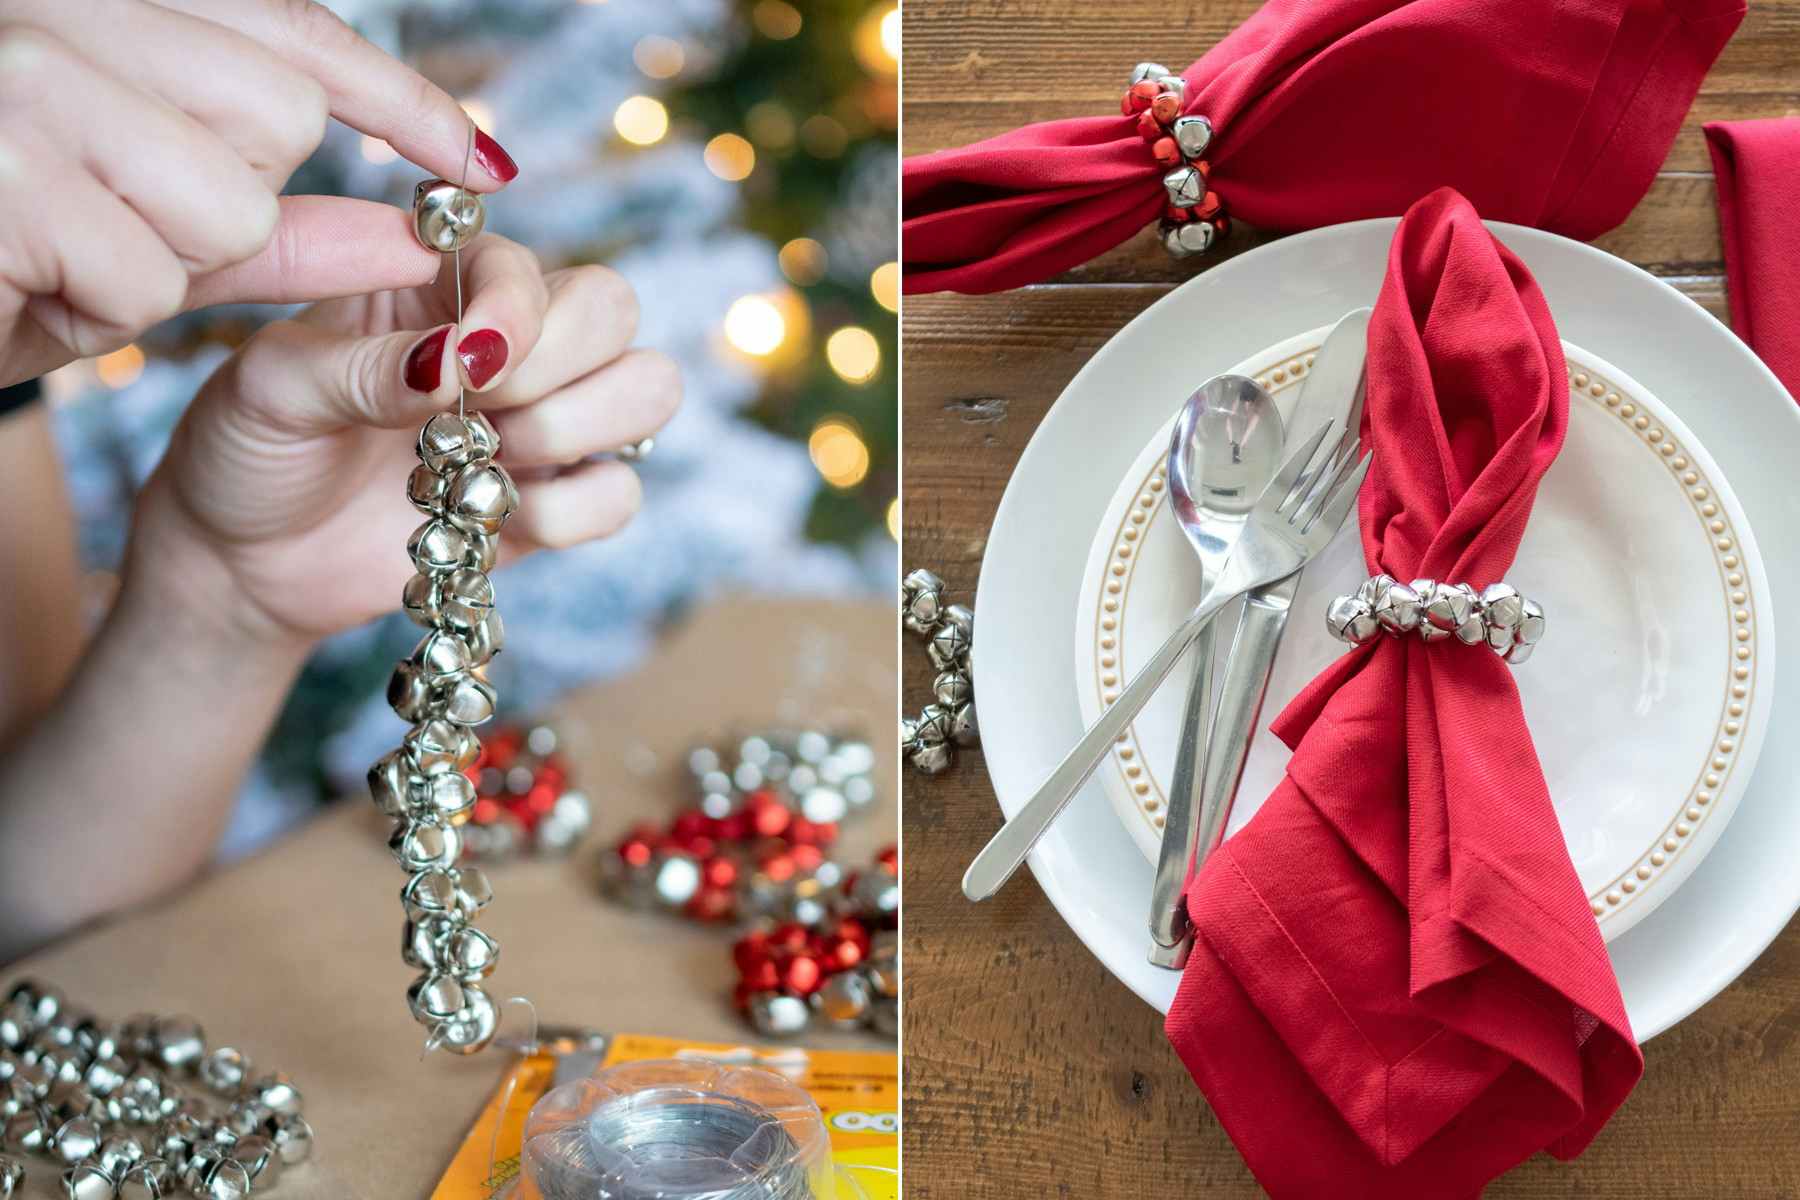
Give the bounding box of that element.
[1146,620,1217,963]
[1193,583,1293,865]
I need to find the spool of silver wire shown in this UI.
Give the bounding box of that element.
[520,1060,835,1200]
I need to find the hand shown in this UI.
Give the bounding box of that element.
[0,0,522,386]
[132,235,681,646]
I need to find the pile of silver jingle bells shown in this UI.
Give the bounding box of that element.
[0,981,311,1199]
[900,569,978,774]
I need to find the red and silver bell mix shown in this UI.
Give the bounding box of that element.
[1121,61,1228,259]
[367,166,514,1056]
[1327,575,1545,664]
[0,980,312,1198]
[901,569,978,775]
[459,723,592,860]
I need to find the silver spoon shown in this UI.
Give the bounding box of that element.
[1147,376,1283,966]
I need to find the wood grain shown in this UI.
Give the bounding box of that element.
[898,2,1800,1195]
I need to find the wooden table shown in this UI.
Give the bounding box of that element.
[4,596,895,1199]
[899,5,1800,1195]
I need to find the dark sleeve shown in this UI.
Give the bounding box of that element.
[0,379,41,419]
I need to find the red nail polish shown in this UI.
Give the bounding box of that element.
[404,326,451,391]
[473,130,519,183]
[458,329,509,389]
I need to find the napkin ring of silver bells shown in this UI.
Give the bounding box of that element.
[1327,575,1545,665]
[1120,62,1227,260]
[366,172,517,1058]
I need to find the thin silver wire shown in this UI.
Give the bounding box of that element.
[453,118,474,419]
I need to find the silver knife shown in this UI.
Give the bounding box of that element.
[1146,308,1371,968]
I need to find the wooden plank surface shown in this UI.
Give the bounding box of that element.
[898,2,1800,1195]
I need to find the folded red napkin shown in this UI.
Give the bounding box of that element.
[903,0,1743,295]
[1165,189,1642,1198]
[1705,117,1800,401]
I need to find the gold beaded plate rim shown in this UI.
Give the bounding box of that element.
[1073,330,1773,941]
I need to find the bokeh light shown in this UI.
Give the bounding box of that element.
[779,238,829,286]
[870,262,899,313]
[633,35,685,79]
[614,95,670,146]
[704,133,756,182]
[752,0,803,39]
[886,497,900,540]
[746,100,796,150]
[854,4,899,75]
[809,418,871,489]
[800,115,848,158]
[826,327,881,384]
[724,295,788,357]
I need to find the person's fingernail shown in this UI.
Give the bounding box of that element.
[458,329,509,389]
[404,326,451,392]
[473,130,519,183]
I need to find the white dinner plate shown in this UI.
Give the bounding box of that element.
[1072,331,1772,942]
[971,218,1800,1042]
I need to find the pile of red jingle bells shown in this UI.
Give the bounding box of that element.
[457,724,592,859]
[601,732,898,1039]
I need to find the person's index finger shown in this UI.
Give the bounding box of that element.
[185,196,440,310]
[156,0,518,189]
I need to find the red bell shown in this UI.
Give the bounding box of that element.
[1152,137,1181,167]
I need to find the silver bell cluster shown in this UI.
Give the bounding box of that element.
[0,980,312,1199]
[745,928,900,1042]
[901,569,978,774]
[1326,575,1545,664]
[687,731,879,828]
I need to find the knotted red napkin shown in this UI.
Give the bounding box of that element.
[1165,189,1641,1198]
[903,0,1743,295]
[1704,118,1800,401]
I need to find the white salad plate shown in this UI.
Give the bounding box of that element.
[1072,330,1772,943]
[970,218,1800,1042]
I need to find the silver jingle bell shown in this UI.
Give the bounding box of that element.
[2,1109,45,1154]
[418,412,477,474]
[1422,580,1476,634]
[0,1155,21,1200]
[196,1050,248,1097]
[1163,164,1206,208]
[950,701,979,748]
[410,630,473,682]
[436,673,498,727]
[1478,581,1524,630]
[435,985,498,1056]
[406,464,448,515]
[866,931,899,998]
[389,819,463,873]
[420,771,477,820]
[1408,579,1451,642]
[407,974,466,1025]
[798,786,848,825]
[811,970,873,1030]
[652,853,702,908]
[402,915,456,971]
[446,462,519,535]
[747,993,810,1038]
[932,670,971,709]
[453,867,494,919]
[927,604,973,671]
[1372,578,1423,634]
[270,1115,312,1166]
[229,1135,281,1189]
[913,705,953,748]
[462,529,500,574]
[1162,220,1214,259]
[407,718,480,776]
[1326,593,1379,645]
[97,1132,144,1178]
[463,612,505,668]
[401,573,442,628]
[151,1017,204,1075]
[444,926,500,982]
[118,1158,173,1200]
[1129,61,1170,85]
[51,1115,99,1164]
[197,1153,252,1200]
[402,869,459,921]
[387,661,433,724]
[412,179,485,253]
[464,411,501,462]
[437,568,495,634]
[408,518,470,575]
[1172,114,1213,159]
[60,1162,116,1200]
[901,568,944,636]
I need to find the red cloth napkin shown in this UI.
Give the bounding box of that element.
[1705,117,1800,401]
[903,0,1743,295]
[1165,189,1642,1198]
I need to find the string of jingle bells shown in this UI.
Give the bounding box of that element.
[900,569,978,774]
[1120,62,1228,259]
[0,980,312,1199]
[366,128,516,1056]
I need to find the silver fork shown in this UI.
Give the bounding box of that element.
[961,421,1371,902]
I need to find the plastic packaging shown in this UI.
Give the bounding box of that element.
[519,1058,837,1199]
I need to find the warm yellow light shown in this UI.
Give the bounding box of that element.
[809,418,871,489]
[870,262,899,313]
[95,344,145,389]
[724,295,787,357]
[886,497,900,540]
[359,135,398,164]
[460,100,496,134]
[826,327,881,385]
[800,114,848,158]
[779,238,828,286]
[746,100,796,150]
[633,35,685,79]
[854,5,898,75]
[614,95,670,146]
[752,0,803,39]
[703,133,756,182]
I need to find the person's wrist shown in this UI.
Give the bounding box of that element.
[118,474,316,667]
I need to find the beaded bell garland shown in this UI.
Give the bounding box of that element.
[366,134,516,1056]
[1120,62,1228,259]
[900,569,977,774]
[0,980,312,1199]
[1326,574,1546,664]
